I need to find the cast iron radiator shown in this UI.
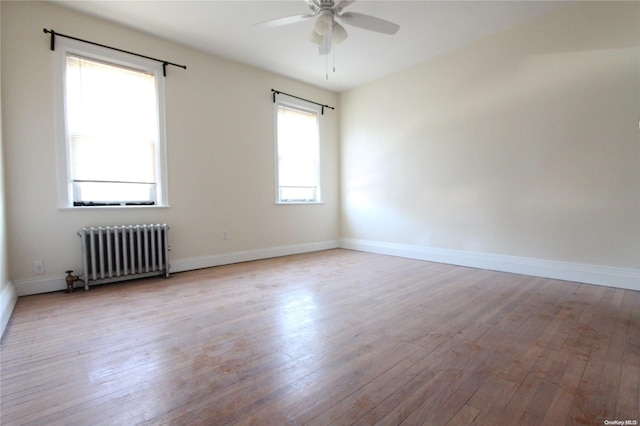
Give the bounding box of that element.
[78,224,169,290]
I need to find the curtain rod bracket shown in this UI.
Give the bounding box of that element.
[44,28,56,51]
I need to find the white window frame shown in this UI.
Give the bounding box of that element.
[53,37,169,208]
[274,94,323,204]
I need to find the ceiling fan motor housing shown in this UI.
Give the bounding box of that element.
[310,0,336,9]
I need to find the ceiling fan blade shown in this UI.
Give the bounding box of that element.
[254,13,314,29]
[319,32,332,56]
[338,12,400,35]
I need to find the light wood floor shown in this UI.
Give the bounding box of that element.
[1,249,638,425]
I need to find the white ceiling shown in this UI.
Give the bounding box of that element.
[52,0,566,92]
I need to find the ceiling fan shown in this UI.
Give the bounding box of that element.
[255,0,400,55]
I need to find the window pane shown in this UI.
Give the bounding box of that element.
[279,186,316,202]
[277,104,320,202]
[65,55,159,202]
[70,134,155,184]
[74,182,155,204]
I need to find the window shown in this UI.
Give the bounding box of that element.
[275,96,322,203]
[54,38,168,207]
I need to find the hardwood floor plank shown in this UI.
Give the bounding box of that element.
[447,404,480,425]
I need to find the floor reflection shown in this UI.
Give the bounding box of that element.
[277,289,319,359]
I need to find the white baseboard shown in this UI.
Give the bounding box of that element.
[14,240,341,296]
[14,275,68,296]
[340,238,640,291]
[171,240,340,273]
[1,280,18,338]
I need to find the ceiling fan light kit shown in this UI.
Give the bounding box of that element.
[309,29,325,45]
[332,22,348,44]
[313,10,333,36]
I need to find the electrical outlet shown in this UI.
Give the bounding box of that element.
[33,260,45,275]
[223,230,229,240]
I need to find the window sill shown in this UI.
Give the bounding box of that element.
[275,201,324,205]
[59,204,171,211]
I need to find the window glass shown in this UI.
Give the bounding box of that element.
[55,39,167,207]
[275,99,321,203]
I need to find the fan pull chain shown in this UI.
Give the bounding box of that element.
[333,43,336,73]
[326,35,330,80]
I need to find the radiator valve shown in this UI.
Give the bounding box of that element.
[65,270,79,293]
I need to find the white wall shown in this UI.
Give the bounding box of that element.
[1,1,340,296]
[0,0,19,338]
[340,1,640,289]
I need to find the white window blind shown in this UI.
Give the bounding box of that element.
[276,103,321,203]
[65,55,160,205]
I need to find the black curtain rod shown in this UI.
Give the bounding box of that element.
[43,28,186,77]
[271,89,334,115]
